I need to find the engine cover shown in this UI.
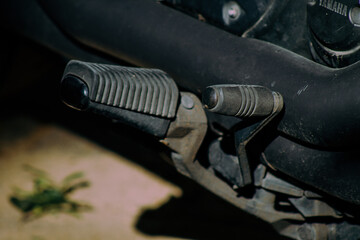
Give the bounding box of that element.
[308,0,360,67]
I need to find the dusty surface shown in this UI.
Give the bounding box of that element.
[0,118,182,240]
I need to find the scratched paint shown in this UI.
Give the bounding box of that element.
[297,85,309,96]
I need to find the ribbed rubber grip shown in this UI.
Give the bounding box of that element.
[62,60,179,118]
[234,85,265,118]
[202,84,277,118]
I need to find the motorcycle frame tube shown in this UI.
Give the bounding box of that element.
[38,0,360,149]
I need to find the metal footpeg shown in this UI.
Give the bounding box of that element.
[60,61,180,138]
[202,84,282,118]
[60,60,208,178]
[61,60,179,118]
[203,84,284,187]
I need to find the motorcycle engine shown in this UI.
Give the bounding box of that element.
[308,0,360,67]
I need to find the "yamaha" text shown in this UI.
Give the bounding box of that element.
[319,0,348,16]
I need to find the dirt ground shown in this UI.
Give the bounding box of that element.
[0,117,184,240]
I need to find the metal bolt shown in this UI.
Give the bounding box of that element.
[181,95,194,110]
[228,6,239,19]
[222,1,242,25]
[350,7,360,27]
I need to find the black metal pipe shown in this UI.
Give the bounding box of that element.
[39,0,360,149]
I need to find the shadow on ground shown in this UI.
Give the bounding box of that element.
[135,193,282,240]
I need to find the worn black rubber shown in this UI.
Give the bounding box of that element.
[40,0,360,149]
[60,60,180,138]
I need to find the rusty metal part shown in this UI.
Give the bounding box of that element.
[235,91,284,186]
[162,92,208,177]
[261,172,304,197]
[288,197,342,219]
[273,221,329,240]
[255,164,343,218]
[162,92,303,223]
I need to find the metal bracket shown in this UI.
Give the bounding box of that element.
[235,91,284,187]
[161,92,208,177]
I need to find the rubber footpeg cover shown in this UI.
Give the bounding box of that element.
[202,84,276,118]
[61,60,179,118]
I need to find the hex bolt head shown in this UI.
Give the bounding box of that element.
[181,94,195,110]
[222,1,242,25]
[228,7,239,19]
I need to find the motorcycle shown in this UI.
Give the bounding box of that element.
[2,0,360,239]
